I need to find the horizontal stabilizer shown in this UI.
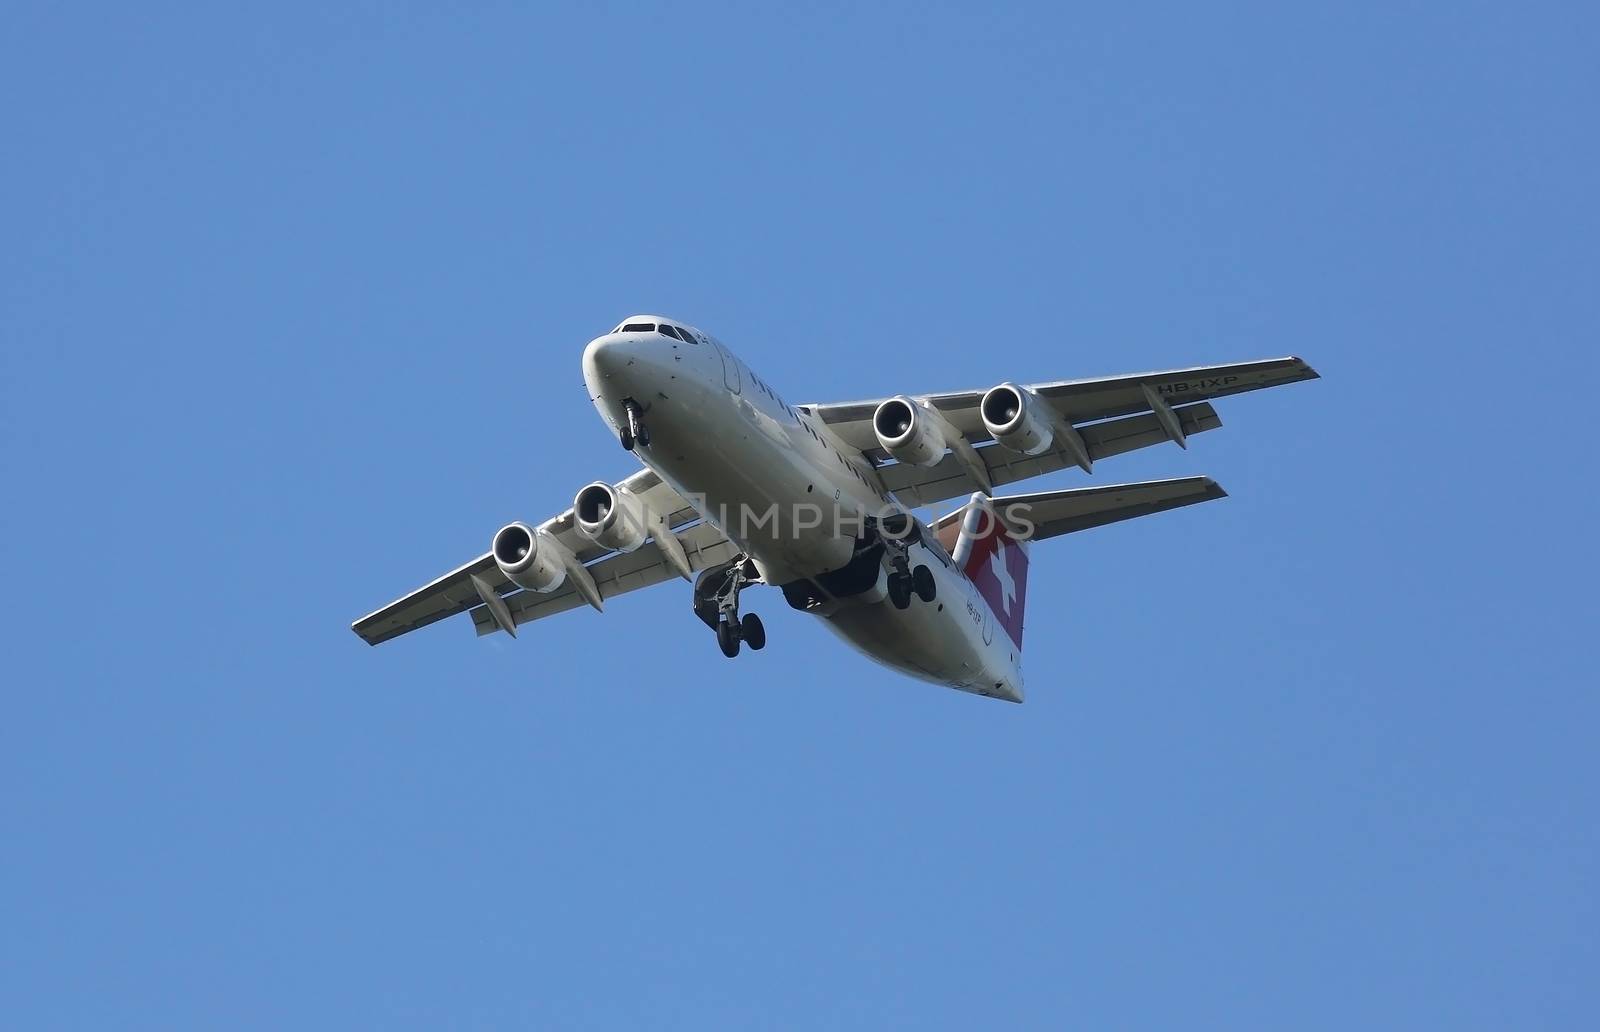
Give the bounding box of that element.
[935,477,1227,544]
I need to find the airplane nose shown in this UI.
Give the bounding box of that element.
[583,334,624,381]
[583,332,655,408]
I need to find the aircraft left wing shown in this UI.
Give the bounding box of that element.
[352,468,731,645]
[876,401,1223,509]
[807,357,1316,507]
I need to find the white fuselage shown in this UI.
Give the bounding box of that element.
[582,322,1023,702]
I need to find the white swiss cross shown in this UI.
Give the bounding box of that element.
[989,540,1017,617]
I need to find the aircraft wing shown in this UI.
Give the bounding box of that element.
[875,401,1223,509]
[808,357,1316,507]
[352,467,732,645]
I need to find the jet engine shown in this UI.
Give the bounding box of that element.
[492,521,566,593]
[980,382,1055,455]
[872,396,947,467]
[573,482,649,553]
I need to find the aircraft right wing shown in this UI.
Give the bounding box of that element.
[352,467,734,645]
[463,520,739,637]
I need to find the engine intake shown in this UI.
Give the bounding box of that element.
[872,396,947,467]
[573,482,649,553]
[980,382,1054,455]
[492,521,566,593]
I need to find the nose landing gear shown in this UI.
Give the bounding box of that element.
[619,398,650,451]
[695,555,766,659]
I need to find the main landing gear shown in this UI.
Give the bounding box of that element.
[694,555,766,659]
[715,612,766,658]
[886,560,937,610]
[878,515,937,611]
[619,398,650,451]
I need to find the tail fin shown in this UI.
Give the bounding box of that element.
[951,494,1030,650]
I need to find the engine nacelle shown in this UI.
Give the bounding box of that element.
[872,396,947,467]
[980,382,1055,455]
[573,482,649,553]
[491,521,567,593]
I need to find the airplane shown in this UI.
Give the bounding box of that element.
[353,316,1318,703]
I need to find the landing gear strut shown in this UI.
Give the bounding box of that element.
[694,555,766,658]
[619,398,650,451]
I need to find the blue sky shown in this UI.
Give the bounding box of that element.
[3,2,1596,1028]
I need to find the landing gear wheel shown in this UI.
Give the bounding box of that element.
[620,428,636,452]
[696,555,764,656]
[741,613,766,651]
[887,572,912,610]
[717,619,741,658]
[912,564,936,603]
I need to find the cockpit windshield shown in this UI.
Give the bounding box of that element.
[612,320,699,341]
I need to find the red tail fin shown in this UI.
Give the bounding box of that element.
[954,495,1031,649]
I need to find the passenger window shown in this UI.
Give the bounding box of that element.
[658,325,682,341]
